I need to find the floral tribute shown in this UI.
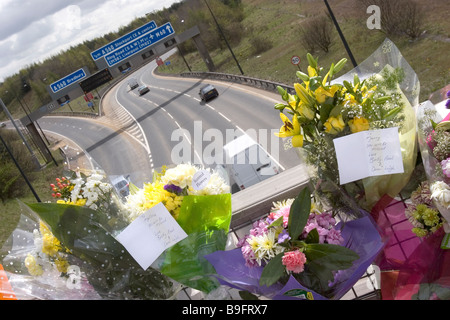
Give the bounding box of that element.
[124,164,232,294]
[274,46,417,213]
[405,181,443,238]
[238,196,345,270]
[206,188,384,300]
[1,164,233,299]
[123,163,230,222]
[416,96,450,235]
[1,169,178,300]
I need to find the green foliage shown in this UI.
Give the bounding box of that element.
[0,130,34,202]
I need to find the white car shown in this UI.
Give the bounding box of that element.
[0,122,5,128]
[223,134,281,191]
[138,85,150,96]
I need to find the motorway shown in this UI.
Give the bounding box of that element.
[38,54,300,188]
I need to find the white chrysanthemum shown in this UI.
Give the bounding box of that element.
[123,188,148,221]
[160,164,230,196]
[70,178,84,203]
[271,198,294,211]
[249,229,283,266]
[160,164,197,189]
[431,181,450,209]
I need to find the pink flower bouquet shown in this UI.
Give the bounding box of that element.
[205,188,384,300]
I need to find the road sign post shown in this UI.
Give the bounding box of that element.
[291,55,301,71]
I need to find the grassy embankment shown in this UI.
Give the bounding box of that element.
[160,0,450,102]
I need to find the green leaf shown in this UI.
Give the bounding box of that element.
[277,86,289,101]
[343,80,354,94]
[332,58,347,75]
[319,101,335,124]
[302,243,359,289]
[259,252,285,287]
[305,228,319,244]
[353,74,360,86]
[288,188,311,240]
[383,106,402,121]
[296,71,310,82]
[239,291,260,300]
[274,103,287,111]
[374,96,391,105]
[431,119,438,130]
[305,243,359,268]
[328,63,335,78]
[306,53,317,69]
[268,215,284,228]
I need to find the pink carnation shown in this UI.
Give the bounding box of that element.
[282,250,307,273]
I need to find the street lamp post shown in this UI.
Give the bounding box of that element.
[323,0,358,68]
[203,0,244,75]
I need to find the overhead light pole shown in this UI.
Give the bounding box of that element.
[203,0,244,75]
[323,0,357,68]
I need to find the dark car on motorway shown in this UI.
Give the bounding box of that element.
[138,85,150,96]
[198,84,219,102]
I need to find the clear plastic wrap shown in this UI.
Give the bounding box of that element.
[0,169,178,300]
[276,38,419,214]
[371,87,450,300]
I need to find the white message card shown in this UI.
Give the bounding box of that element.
[115,202,188,270]
[333,127,404,185]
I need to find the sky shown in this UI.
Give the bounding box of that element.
[0,0,180,82]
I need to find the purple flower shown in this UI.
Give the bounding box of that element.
[164,184,183,194]
[315,213,336,229]
[326,228,344,245]
[241,243,258,267]
[249,219,269,237]
[446,99,450,109]
[278,229,291,243]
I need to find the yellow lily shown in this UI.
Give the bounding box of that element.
[298,101,315,120]
[294,83,315,107]
[288,94,298,111]
[314,85,340,104]
[275,113,304,147]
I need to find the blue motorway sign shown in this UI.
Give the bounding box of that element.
[50,68,87,93]
[104,22,175,67]
[90,20,157,61]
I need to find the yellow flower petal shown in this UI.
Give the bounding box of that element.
[292,134,304,148]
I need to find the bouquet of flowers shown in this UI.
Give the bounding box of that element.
[121,163,232,294]
[370,88,450,300]
[275,39,419,213]
[0,169,177,300]
[2,163,232,299]
[205,188,384,300]
[416,94,450,234]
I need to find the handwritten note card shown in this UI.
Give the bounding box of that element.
[192,170,211,190]
[333,127,404,185]
[115,202,188,270]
